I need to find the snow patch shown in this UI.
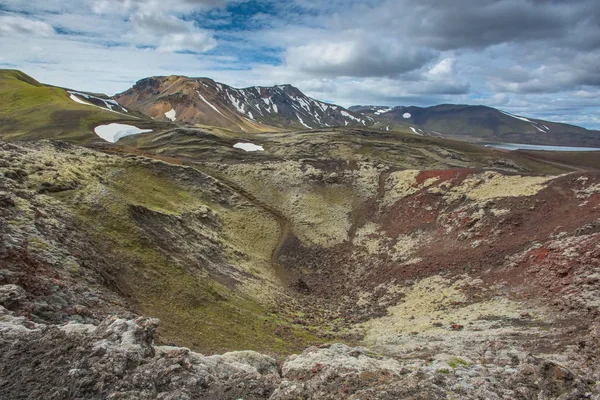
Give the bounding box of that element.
[165,109,176,122]
[70,94,90,105]
[403,113,412,119]
[374,108,392,115]
[227,92,246,114]
[341,110,363,124]
[94,124,152,143]
[233,142,264,152]
[296,113,312,129]
[531,124,546,133]
[315,101,329,113]
[197,92,225,117]
[261,97,274,112]
[410,127,423,136]
[68,91,132,117]
[499,110,533,123]
[70,91,119,110]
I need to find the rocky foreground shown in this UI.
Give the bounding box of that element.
[0,306,598,399]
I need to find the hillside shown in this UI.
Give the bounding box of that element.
[2,127,600,398]
[114,75,371,133]
[350,104,600,147]
[0,70,171,144]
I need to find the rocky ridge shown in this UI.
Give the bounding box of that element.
[0,310,598,399]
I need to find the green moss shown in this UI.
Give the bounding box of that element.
[0,69,158,143]
[50,160,319,355]
[448,358,472,369]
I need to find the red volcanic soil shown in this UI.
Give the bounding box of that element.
[414,168,473,186]
[278,170,600,326]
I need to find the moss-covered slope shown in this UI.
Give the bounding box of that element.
[0,70,169,144]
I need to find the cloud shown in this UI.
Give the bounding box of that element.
[488,50,600,94]
[1,0,600,129]
[130,13,192,34]
[129,12,217,52]
[285,39,436,78]
[0,16,55,36]
[157,32,217,52]
[92,0,228,14]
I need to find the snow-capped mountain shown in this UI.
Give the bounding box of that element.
[350,104,600,147]
[114,76,371,133]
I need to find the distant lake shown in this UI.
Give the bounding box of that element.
[483,142,600,152]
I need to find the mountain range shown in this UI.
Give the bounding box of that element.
[350,104,600,147]
[114,75,370,133]
[1,69,599,148]
[114,74,600,147]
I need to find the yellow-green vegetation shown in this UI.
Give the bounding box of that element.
[353,222,426,262]
[0,69,156,143]
[220,160,357,248]
[448,357,472,369]
[380,168,558,207]
[68,164,318,354]
[382,170,421,205]
[362,275,550,357]
[431,171,558,203]
[5,141,319,354]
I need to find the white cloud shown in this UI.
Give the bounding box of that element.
[285,39,436,78]
[128,12,217,53]
[157,32,217,53]
[427,58,455,78]
[0,16,55,37]
[92,0,228,14]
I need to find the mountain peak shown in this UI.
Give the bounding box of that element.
[114,76,368,132]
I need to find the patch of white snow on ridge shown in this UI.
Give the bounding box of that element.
[341,110,363,123]
[94,124,152,143]
[315,101,329,113]
[68,91,133,117]
[197,92,225,117]
[499,110,533,123]
[532,124,546,133]
[227,92,246,114]
[403,113,412,119]
[374,108,392,115]
[296,113,312,129]
[261,97,273,112]
[410,127,423,136]
[233,142,264,152]
[70,94,90,105]
[165,109,176,122]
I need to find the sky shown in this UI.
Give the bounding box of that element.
[0,0,599,129]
